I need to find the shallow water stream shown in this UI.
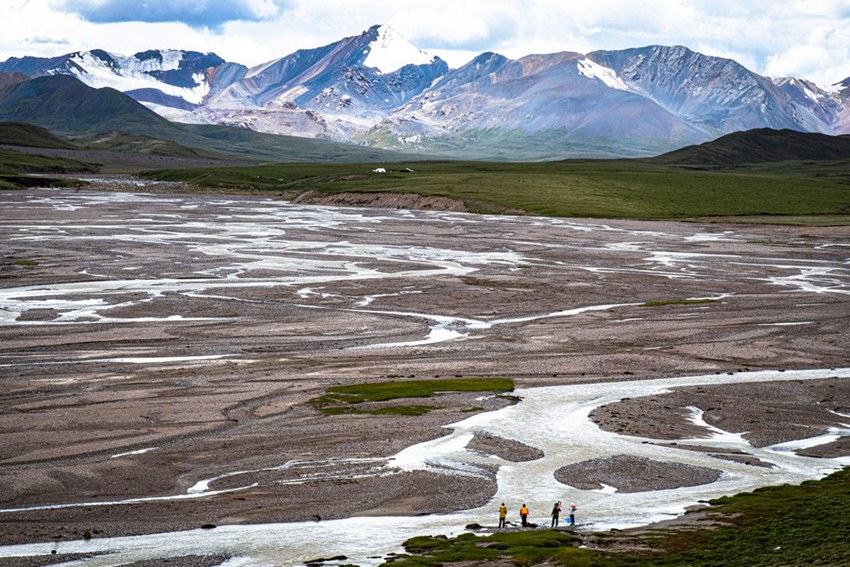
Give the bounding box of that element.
[1,368,847,566]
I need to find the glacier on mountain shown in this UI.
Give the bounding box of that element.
[65,50,211,105]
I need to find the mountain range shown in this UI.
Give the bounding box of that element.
[2,24,849,160]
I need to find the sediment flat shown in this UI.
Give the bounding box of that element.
[1,188,848,547]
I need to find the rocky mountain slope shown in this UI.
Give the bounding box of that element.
[2,26,848,159]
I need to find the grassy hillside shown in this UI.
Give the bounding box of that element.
[0,121,78,149]
[141,158,850,222]
[0,147,96,189]
[0,147,97,174]
[74,130,219,158]
[653,128,850,166]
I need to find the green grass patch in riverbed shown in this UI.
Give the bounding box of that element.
[311,377,514,416]
[639,299,719,307]
[385,467,850,566]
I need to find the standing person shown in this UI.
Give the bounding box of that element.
[569,502,577,527]
[498,502,507,529]
[551,501,561,527]
[520,503,529,527]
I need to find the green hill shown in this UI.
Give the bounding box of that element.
[0,121,78,149]
[0,147,98,190]
[653,128,850,166]
[75,130,218,158]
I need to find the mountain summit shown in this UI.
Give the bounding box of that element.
[203,25,448,138]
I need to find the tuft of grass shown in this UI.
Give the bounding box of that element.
[639,299,719,308]
[311,378,513,416]
[14,260,38,266]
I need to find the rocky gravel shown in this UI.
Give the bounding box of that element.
[554,455,723,493]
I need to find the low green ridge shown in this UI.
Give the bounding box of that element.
[0,121,78,149]
[653,128,850,166]
[311,378,514,416]
[385,467,850,566]
[0,147,97,173]
[0,147,97,189]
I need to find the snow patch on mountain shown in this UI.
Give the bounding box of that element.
[66,51,210,104]
[577,58,629,91]
[364,25,435,73]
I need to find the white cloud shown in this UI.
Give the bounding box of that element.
[0,0,848,85]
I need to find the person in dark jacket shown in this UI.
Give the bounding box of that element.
[551,501,561,527]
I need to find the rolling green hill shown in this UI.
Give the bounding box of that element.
[74,130,218,158]
[0,121,78,149]
[0,147,98,189]
[652,128,850,166]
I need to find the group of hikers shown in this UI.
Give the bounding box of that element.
[497,501,577,529]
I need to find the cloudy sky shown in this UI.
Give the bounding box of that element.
[3,0,850,85]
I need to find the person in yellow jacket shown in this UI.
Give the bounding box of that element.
[520,503,529,527]
[498,502,507,529]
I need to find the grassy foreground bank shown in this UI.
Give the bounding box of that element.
[141,159,850,223]
[384,467,850,566]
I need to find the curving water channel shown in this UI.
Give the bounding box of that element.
[1,368,848,566]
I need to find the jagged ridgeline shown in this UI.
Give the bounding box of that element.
[1,26,848,160]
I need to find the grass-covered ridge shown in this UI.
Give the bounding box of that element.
[141,158,850,223]
[385,467,850,566]
[311,377,514,416]
[0,121,79,149]
[0,147,97,189]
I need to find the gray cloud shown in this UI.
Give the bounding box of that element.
[53,0,289,30]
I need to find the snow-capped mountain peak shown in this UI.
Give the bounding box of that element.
[363,25,435,73]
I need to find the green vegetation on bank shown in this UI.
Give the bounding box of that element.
[385,467,850,566]
[141,158,850,222]
[311,377,514,415]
